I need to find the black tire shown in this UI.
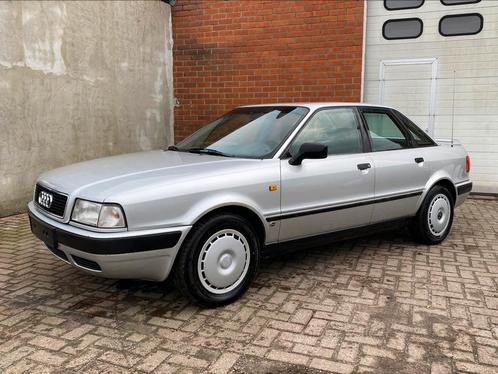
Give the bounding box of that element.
[411,185,454,245]
[173,213,260,307]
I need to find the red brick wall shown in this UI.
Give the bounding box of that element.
[172,0,364,141]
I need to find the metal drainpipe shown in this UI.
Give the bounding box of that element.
[360,0,367,103]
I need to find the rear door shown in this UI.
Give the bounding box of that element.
[358,107,431,222]
[277,107,375,242]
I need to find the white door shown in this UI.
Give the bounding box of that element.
[379,59,437,135]
[363,0,498,193]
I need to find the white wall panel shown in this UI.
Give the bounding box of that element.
[364,0,498,193]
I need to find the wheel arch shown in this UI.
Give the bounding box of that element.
[431,179,457,204]
[420,175,457,209]
[192,204,267,246]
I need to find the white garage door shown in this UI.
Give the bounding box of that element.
[363,0,498,193]
[379,59,437,134]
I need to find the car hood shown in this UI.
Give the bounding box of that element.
[38,150,262,202]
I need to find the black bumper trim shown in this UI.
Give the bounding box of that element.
[29,212,182,255]
[457,182,473,195]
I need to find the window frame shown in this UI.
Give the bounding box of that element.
[280,106,369,159]
[357,107,414,153]
[384,0,425,11]
[439,13,483,37]
[440,0,481,6]
[382,18,424,40]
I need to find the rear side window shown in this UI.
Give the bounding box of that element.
[362,111,409,151]
[395,111,436,147]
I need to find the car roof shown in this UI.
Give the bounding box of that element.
[238,102,394,111]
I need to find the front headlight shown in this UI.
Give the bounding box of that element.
[71,199,126,228]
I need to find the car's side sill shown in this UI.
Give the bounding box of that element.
[262,218,410,258]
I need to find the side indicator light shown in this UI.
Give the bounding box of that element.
[269,185,278,192]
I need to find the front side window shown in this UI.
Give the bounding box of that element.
[175,106,308,158]
[383,18,423,40]
[439,13,483,37]
[362,111,409,151]
[288,108,363,157]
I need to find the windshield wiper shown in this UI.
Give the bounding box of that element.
[167,145,180,151]
[187,147,233,157]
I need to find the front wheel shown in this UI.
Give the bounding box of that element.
[411,185,454,245]
[173,213,260,307]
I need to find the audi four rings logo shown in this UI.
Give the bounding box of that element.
[38,191,53,209]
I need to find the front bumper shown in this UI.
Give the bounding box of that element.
[28,202,191,281]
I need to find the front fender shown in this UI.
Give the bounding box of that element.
[182,192,274,241]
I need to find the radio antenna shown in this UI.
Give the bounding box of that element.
[451,70,456,147]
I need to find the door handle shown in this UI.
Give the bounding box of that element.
[357,163,371,171]
[415,157,424,164]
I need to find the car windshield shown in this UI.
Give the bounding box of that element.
[172,106,309,158]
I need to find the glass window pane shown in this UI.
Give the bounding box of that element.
[439,14,483,36]
[383,19,423,40]
[395,110,435,147]
[289,108,362,156]
[363,112,409,151]
[441,0,481,5]
[385,0,424,10]
[176,106,308,158]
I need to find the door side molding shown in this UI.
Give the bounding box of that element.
[266,189,423,222]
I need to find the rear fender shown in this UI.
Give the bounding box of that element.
[418,171,457,210]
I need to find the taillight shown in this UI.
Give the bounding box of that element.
[465,155,471,173]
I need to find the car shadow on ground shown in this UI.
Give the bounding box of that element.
[108,227,412,309]
[3,225,414,324]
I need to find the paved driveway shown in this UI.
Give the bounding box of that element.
[0,198,497,373]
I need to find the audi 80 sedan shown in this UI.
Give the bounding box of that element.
[29,103,472,306]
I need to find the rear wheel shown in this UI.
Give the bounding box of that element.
[411,185,454,244]
[173,213,260,307]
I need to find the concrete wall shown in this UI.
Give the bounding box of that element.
[0,1,174,217]
[364,0,498,193]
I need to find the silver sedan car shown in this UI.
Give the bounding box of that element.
[29,103,472,306]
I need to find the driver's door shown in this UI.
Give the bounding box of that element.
[278,107,375,242]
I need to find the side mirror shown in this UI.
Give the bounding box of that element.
[289,143,328,166]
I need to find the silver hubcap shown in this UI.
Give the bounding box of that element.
[427,194,451,236]
[197,229,250,294]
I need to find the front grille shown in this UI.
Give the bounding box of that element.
[71,255,102,271]
[35,184,68,218]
